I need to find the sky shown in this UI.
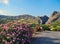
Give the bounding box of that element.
[0,0,60,16]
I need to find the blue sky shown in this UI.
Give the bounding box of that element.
[0,0,60,16]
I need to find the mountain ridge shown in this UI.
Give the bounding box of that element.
[1,11,59,24]
[46,11,60,24]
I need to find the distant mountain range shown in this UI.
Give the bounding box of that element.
[0,14,42,24]
[0,15,35,20]
[0,11,60,24]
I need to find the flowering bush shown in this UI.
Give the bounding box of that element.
[0,22,33,44]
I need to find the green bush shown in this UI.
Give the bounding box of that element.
[41,25,50,31]
[48,20,60,31]
[51,28,57,31]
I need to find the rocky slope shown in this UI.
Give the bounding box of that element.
[40,15,49,24]
[46,11,60,24]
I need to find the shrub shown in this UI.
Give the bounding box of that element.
[41,24,50,31]
[0,22,33,44]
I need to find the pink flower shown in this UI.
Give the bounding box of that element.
[19,26,22,30]
[0,24,3,27]
[2,39,5,42]
[0,32,2,35]
[12,33,15,36]
[10,41,13,44]
[3,25,9,31]
[7,34,10,36]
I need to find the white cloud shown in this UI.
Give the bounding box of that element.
[0,10,7,15]
[0,10,17,16]
[0,0,8,5]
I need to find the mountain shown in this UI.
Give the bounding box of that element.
[40,15,49,24]
[0,15,35,20]
[46,11,60,24]
[0,14,42,24]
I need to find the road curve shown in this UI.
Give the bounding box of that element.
[31,31,60,44]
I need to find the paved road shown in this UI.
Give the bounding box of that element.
[31,31,60,44]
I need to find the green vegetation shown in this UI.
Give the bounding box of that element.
[40,24,50,31]
[0,19,13,24]
[50,20,60,31]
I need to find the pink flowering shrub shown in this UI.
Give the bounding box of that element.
[0,22,33,44]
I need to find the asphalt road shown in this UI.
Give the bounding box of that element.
[31,31,60,44]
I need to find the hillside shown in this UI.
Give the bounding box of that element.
[2,12,60,24]
[0,14,42,24]
[46,11,60,24]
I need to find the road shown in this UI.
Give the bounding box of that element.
[31,31,60,44]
